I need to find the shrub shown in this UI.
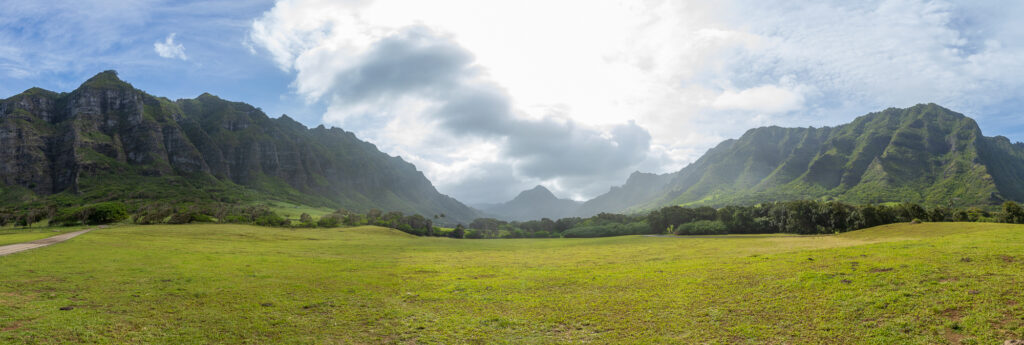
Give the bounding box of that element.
[675,220,728,235]
[562,222,648,238]
[254,213,286,227]
[317,214,342,228]
[54,202,128,226]
[87,202,128,225]
[222,215,249,224]
[168,212,195,224]
[192,213,214,223]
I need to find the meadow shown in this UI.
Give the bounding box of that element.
[0,222,1022,344]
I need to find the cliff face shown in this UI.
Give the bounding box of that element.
[0,71,479,223]
[585,103,1024,213]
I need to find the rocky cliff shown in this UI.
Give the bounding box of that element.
[0,71,479,223]
[583,104,1024,213]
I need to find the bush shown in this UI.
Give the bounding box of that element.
[562,222,648,238]
[254,213,286,227]
[167,212,194,224]
[675,220,727,235]
[222,215,249,224]
[53,207,85,226]
[88,202,128,225]
[317,214,342,228]
[54,202,128,226]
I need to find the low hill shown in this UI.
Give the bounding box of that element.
[0,71,479,224]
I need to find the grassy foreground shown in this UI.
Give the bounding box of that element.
[0,223,1022,344]
[0,226,89,247]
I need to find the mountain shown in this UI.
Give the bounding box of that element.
[575,171,673,217]
[480,185,581,221]
[0,70,478,224]
[584,104,1024,213]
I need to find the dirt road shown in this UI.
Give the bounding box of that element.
[0,226,102,257]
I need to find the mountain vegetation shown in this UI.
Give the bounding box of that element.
[583,104,1024,214]
[0,71,478,224]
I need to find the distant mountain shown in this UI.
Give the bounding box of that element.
[575,171,672,217]
[584,104,1024,213]
[0,71,479,224]
[480,185,581,221]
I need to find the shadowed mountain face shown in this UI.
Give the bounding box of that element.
[479,185,581,221]
[0,71,479,224]
[583,104,1024,214]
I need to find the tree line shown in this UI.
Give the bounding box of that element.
[3,199,1024,239]
[456,200,1024,238]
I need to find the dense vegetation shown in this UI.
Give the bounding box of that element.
[5,199,1024,242]
[0,71,479,225]
[576,104,1024,217]
[457,200,1024,238]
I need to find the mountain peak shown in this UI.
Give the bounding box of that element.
[482,184,582,221]
[517,185,556,200]
[80,70,131,89]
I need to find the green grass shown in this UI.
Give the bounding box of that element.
[1,223,1022,344]
[264,200,336,220]
[0,226,87,246]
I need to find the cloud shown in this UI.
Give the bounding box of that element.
[249,10,658,203]
[248,0,1024,202]
[154,33,187,60]
[712,84,805,114]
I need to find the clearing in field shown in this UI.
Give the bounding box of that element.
[0,223,1022,344]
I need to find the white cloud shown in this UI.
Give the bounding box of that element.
[248,0,1024,203]
[713,84,806,114]
[154,33,187,60]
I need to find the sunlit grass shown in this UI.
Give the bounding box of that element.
[0,226,89,246]
[0,223,1021,343]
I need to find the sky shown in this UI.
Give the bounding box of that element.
[3,0,1024,205]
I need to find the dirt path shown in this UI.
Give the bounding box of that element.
[0,226,104,257]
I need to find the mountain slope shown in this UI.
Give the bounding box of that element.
[0,71,478,223]
[480,185,581,221]
[586,104,1024,213]
[575,171,672,217]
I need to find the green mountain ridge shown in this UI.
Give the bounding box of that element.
[592,104,1024,213]
[0,71,479,224]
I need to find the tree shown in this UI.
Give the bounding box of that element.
[451,224,465,239]
[299,213,313,223]
[1003,201,1024,224]
[86,202,128,225]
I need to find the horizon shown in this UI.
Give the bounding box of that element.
[5,1,1024,204]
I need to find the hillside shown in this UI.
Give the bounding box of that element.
[0,71,478,224]
[479,185,581,221]
[585,104,1024,213]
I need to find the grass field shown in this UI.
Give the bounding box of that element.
[0,226,88,247]
[0,222,1022,344]
[264,200,336,221]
